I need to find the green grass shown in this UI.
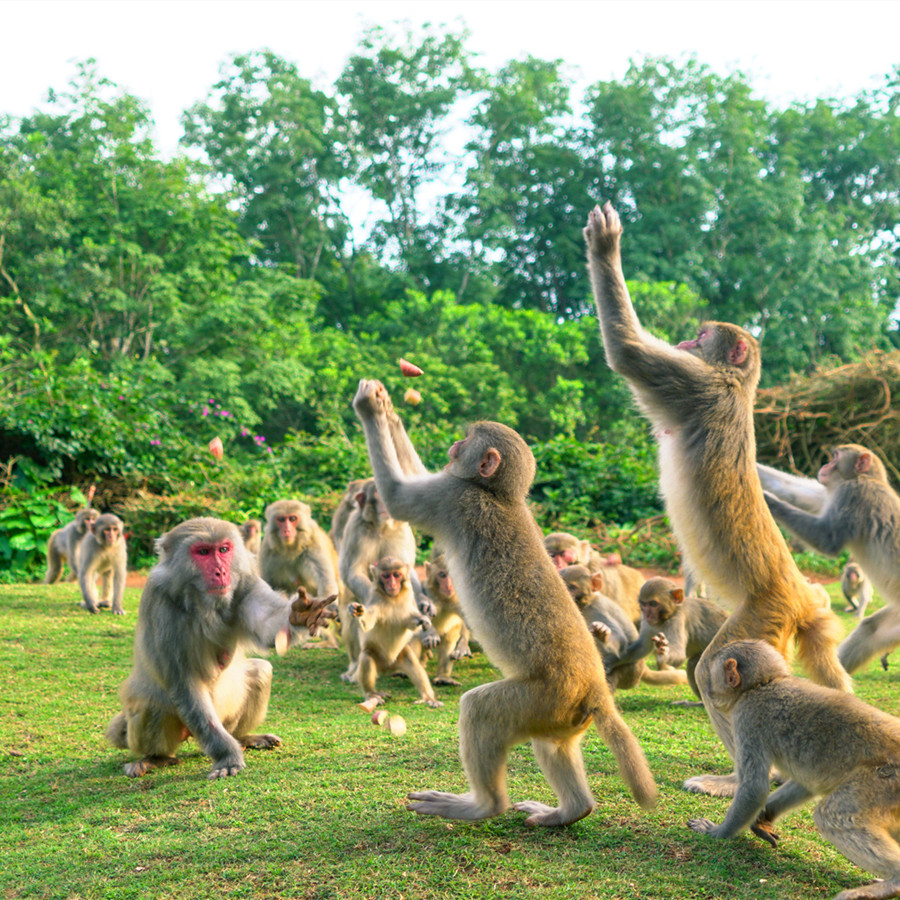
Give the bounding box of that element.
[0,582,894,899]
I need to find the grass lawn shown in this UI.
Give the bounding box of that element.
[1,581,896,899]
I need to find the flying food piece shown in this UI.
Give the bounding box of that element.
[386,715,407,736]
[371,710,389,726]
[404,388,422,405]
[399,358,423,377]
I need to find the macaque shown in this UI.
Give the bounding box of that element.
[239,519,262,556]
[43,507,100,583]
[338,480,437,681]
[688,640,900,900]
[353,379,657,826]
[421,551,472,686]
[610,577,728,703]
[560,565,687,692]
[584,203,849,798]
[544,531,643,625]
[329,478,372,552]
[76,513,127,615]
[350,557,442,708]
[259,500,341,647]
[105,518,335,778]
[841,562,873,618]
[760,445,900,674]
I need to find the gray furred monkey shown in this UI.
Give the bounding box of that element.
[76,513,127,615]
[760,445,900,673]
[689,639,900,900]
[353,378,656,826]
[44,508,100,583]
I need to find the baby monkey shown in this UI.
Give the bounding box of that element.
[350,556,442,709]
[689,639,900,900]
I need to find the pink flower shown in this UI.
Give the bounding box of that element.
[208,436,224,460]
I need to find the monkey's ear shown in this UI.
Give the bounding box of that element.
[671,588,685,604]
[724,658,741,689]
[729,339,748,366]
[479,448,502,478]
[590,573,604,592]
[369,563,378,580]
[355,492,366,509]
[855,452,873,474]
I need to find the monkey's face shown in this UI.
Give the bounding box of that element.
[548,546,578,570]
[640,597,663,626]
[276,513,300,543]
[563,580,589,607]
[190,540,235,596]
[818,450,842,486]
[433,569,454,598]
[100,524,121,546]
[379,567,406,597]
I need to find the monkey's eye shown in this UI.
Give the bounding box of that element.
[195,547,211,556]
[438,571,448,578]
[218,545,230,554]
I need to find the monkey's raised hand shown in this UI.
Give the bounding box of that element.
[352,378,392,421]
[590,622,612,644]
[652,633,669,657]
[348,602,365,618]
[583,202,624,260]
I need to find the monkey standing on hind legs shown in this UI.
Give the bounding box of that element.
[688,640,900,900]
[584,202,850,798]
[759,445,900,674]
[353,378,657,826]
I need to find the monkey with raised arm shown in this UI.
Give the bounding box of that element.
[350,557,442,708]
[584,202,849,798]
[688,639,900,900]
[353,379,656,826]
[105,518,335,779]
[44,507,100,583]
[76,513,128,615]
[610,577,728,703]
[761,445,900,673]
[560,565,687,692]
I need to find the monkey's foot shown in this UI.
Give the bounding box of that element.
[513,799,594,828]
[750,816,780,848]
[97,600,111,609]
[415,698,444,708]
[208,755,246,779]
[240,733,282,750]
[433,676,461,687]
[835,876,900,900]
[687,817,720,836]
[407,790,507,821]
[683,772,738,797]
[79,601,98,614]
[123,755,179,778]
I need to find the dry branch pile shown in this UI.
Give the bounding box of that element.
[755,350,900,484]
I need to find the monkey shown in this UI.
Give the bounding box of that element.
[842,561,873,618]
[544,531,643,625]
[239,518,262,557]
[105,517,336,779]
[350,556,442,708]
[75,513,128,615]
[559,565,688,692]
[353,378,657,826]
[420,551,472,686]
[760,445,900,674]
[43,507,100,583]
[687,639,900,900]
[258,500,341,647]
[329,477,372,552]
[337,480,437,682]
[584,202,849,798]
[609,576,728,704]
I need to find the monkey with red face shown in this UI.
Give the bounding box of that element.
[105,518,335,779]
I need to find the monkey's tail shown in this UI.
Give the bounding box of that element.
[795,606,853,693]
[105,712,129,749]
[593,707,658,810]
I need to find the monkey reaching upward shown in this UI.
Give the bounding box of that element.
[584,202,849,797]
[760,445,900,674]
[688,639,900,900]
[353,378,656,826]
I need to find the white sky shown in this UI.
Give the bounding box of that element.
[3,0,899,157]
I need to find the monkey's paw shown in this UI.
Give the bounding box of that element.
[514,799,594,827]
[417,597,437,617]
[583,202,623,257]
[352,378,389,419]
[451,641,472,660]
[407,790,503,821]
[348,602,365,618]
[79,601,98,614]
[240,733,282,750]
[416,698,444,708]
[208,755,246,779]
[651,632,669,654]
[433,676,461,687]
[687,817,721,837]
[750,816,780,848]
[590,622,611,643]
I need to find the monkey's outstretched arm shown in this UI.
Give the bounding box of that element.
[609,631,655,669]
[756,464,827,514]
[687,753,771,840]
[763,494,846,556]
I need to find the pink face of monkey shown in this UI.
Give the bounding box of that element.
[549,548,578,570]
[276,514,299,543]
[379,565,406,597]
[190,540,235,595]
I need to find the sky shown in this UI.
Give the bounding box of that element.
[3,0,900,157]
